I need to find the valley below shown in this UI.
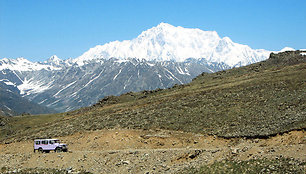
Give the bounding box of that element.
[0,129,305,173]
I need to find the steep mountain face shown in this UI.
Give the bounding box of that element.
[0,81,55,116]
[0,23,274,112]
[0,58,228,112]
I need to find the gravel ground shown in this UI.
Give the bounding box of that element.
[0,129,305,173]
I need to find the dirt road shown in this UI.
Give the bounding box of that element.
[0,129,305,173]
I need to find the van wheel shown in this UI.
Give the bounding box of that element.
[38,148,43,153]
[55,147,62,153]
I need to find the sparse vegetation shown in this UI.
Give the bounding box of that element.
[180,158,305,174]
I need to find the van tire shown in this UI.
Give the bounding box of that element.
[55,147,62,153]
[38,148,43,153]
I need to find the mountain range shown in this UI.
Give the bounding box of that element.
[0,23,292,114]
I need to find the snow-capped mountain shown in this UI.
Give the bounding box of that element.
[0,55,74,72]
[0,23,272,70]
[1,23,291,113]
[0,57,228,112]
[0,57,62,71]
[276,47,296,53]
[44,55,64,66]
[74,23,271,67]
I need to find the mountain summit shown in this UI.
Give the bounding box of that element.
[74,23,271,67]
[46,55,63,65]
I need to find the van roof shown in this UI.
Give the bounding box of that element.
[34,139,59,141]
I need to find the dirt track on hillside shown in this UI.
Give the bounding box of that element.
[0,129,305,173]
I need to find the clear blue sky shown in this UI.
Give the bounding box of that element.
[0,0,305,62]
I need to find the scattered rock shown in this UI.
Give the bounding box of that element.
[122,160,130,165]
[231,148,239,154]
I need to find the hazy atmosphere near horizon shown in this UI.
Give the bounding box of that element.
[0,0,305,62]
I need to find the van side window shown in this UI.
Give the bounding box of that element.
[42,140,48,144]
[35,141,40,145]
[49,140,54,144]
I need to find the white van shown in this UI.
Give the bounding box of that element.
[34,139,68,153]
